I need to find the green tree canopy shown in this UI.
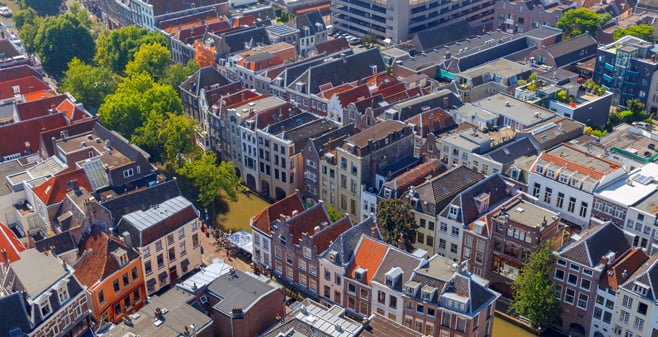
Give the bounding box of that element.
[20,0,64,16]
[177,152,241,208]
[510,241,561,329]
[133,111,196,163]
[161,60,200,88]
[557,8,611,38]
[33,14,96,77]
[98,73,182,136]
[14,8,42,54]
[95,25,168,75]
[60,58,119,112]
[613,24,655,42]
[376,198,417,251]
[125,43,171,80]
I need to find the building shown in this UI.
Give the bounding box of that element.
[344,235,390,317]
[251,192,306,268]
[1,249,91,337]
[593,35,658,111]
[553,221,633,337]
[107,287,213,337]
[493,0,572,34]
[116,196,202,295]
[528,143,625,227]
[270,203,352,295]
[333,120,414,221]
[262,298,363,337]
[528,33,598,69]
[203,269,285,337]
[290,10,327,57]
[331,0,494,43]
[455,58,532,103]
[74,229,146,324]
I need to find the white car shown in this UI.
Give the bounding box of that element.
[0,7,12,17]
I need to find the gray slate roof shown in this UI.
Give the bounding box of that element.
[101,180,182,224]
[438,174,510,225]
[206,269,279,315]
[0,292,32,337]
[372,248,424,290]
[559,221,631,268]
[11,249,67,298]
[412,20,474,52]
[409,165,484,216]
[320,217,378,266]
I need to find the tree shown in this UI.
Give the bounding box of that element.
[613,24,655,42]
[376,198,417,251]
[33,14,96,77]
[161,60,200,88]
[60,58,119,112]
[326,204,344,222]
[14,8,42,55]
[20,0,64,16]
[98,73,182,137]
[95,25,168,75]
[361,31,378,48]
[177,152,241,208]
[125,43,171,80]
[556,90,567,102]
[557,8,611,38]
[133,111,196,163]
[510,241,561,329]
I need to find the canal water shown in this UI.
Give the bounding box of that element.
[492,318,538,337]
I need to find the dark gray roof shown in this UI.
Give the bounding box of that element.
[283,119,339,153]
[320,217,378,266]
[457,36,530,72]
[409,166,484,215]
[295,48,386,94]
[34,231,76,256]
[100,180,182,224]
[376,156,419,177]
[180,66,230,96]
[372,248,424,290]
[264,112,318,135]
[222,27,272,55]
[559,221,631,267]
[206,270,279,315]
[412,20,473,52]
[485,137,538,165]
[546,33,598,68]
[11,249,67,298]
[439,174,510,224]
[293,10,326,38]
[309,125,357,156]
[0,292,32,337]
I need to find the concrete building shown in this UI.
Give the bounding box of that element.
[455,58,532,103]
[117,196,202,295]
[493,0,572,34]
[331,0,494,43]
[262,298,363,337]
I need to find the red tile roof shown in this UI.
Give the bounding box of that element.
[405,108,456,136]
[0,76,51,100]
[347,236,388,284]
[232,15,256,27]
[314,38,350,55]
[32,168,93,205]
[16,94,68,121]
[0,65,42,82]
[312,216,352,255]
[39,118,97,156]
[74,228,140,288]
[253,103,303,129]
[601,248,648,290]
[0,223,25,264]
[538,143,622,180]
[222,90,267,109]
[285,203,330,244]
[0,113,67,158]
[320,83,354,99]
[389,159,446,192]
[251,192,304,233]
[335,84,370,107]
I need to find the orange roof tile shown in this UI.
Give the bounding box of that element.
[538,144,621,180]
[347,236,388,285]
[602,248,648,290]
[313,216,352,254]
[0,113,67,158]
[74,228,140,288]
[16,94,68,121]
[33,168,93,205]
[295,3,330,15]
[0,76,51,100]
[251,192,305,233]
[0,223,25,264]
[286,204,330,243]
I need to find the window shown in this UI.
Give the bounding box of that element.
[544,187,552,203]
[451,227,460,237]
[57,284,69,303]
[378,291,385,304]
[180,242,187,256]
[143,247,150,257]
[593,307,602,320]
[123,168,134,178]
[580,279,590,290]
[620,310,630,325]
[555,269,565,281]
[634,317,644,331]
[568,197,576,213]
[145,261,152,275]
[131,267,138,280]
[192,233,199,247]
[556,192,564,208]
[123,273,130,287]
[622,295,633,309]
[168,247,176,261]
[167,234,174,245]
[389,296,397,309]
[638,302,648,315]
[348,283,356,294]
[157,254,164,269]
[440,222,448,233]
[40,300,52,318]
[456,317,466,332]
[155,240,163,251]
[577,293,588,309]
[568,274,578,285]
[579,202,589,217]
[565,288,575,304]
[603,311,612,323]
[442,312,451,327]
[532,183,541,198]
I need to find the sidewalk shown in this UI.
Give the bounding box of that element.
[199,228,252,272]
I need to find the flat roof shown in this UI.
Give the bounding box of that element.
[11,249,67,298]
[597,163,658,206]
[459,58,531,79]
[493,197,557,228]
[474,94,555,126]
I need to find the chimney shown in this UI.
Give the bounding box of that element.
[1,249,7,263]
[370,224,378,238]
[340,53,347,63]
[231,307,244,318]
[121,231,133,248]
[397,234,405,250]
[370,64,377,75]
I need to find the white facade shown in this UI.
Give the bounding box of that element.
[252,227,272,268]
[371,281,404,323]
[318,257,347,304]
[589,286,617,337]
[610,287,657,337]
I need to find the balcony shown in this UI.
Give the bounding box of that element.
[604,63,615,71]
[602,74,613,82]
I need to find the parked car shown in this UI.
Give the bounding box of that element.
[0,7,12,17]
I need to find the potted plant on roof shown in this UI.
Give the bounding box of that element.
[569,96,576,107]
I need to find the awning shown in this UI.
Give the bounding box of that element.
[439,69,455,79]
[226,230,253,254]
[181,258,190,267]
[158,272,167,280]
[147,278,156,286]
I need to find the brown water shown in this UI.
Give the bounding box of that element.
[215,191,271,232]
[492,318,538,337]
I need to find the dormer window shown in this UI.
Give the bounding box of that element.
[633,282,649,296]
[112,248,129,266]
[385,267,402,288]
[422,286,436,301]
[56,280,70,304]
[511,167,520,180]
[39,298,52,318]
[536,165,544,174]
[404,281,420,296]
[354,267,367,283]
[547,168,555,179]
[448,205,460,220]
